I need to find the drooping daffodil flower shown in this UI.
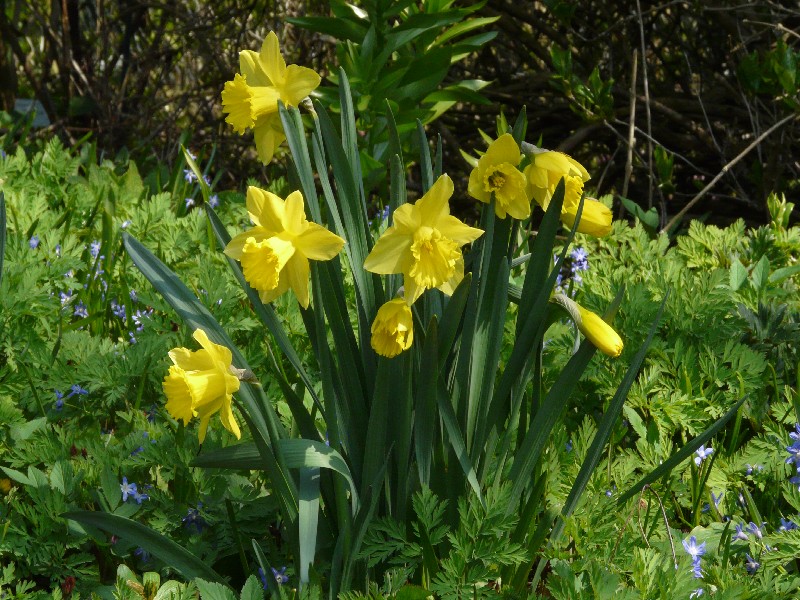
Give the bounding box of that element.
[371,298,414,358]
[221,31,321,164]
[364,174,484,306]
[162,329,242,443]
[550,293,623,357]
[224,186,345,308]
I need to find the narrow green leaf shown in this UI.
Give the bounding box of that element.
[416,120,434,193]
[437,273,471,365]
[252,540,282,597]
[617,396,747,505]
[557,292,667,528]
[64,511,227,585]
[415,318,439,486]
[298,467,320,586]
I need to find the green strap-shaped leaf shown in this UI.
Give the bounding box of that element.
[415,318,439,486]
[298,467,320,586]
[416,120,434,193]
[64,511,228,585]
[617,396,747,504]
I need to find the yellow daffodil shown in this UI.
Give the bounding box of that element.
[0,478,11,494]
[561,196,613,237]
[551,294,623,357]
[221,31,321,164]
[524,147,612,237]
[364,174,484,305]
[163,329,242,443]
[371,298,414,357]
[576,304,623,357]
[467,133,530,219]
[224,187,345,308]
[524,148,590,211]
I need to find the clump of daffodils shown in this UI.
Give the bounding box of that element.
[164,34,626,443]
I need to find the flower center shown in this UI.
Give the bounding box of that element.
[408,227,460,290]
[240,236,295,293]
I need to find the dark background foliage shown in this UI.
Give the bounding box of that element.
[2,0,798,227]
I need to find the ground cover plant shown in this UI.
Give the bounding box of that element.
[2,3,800,600]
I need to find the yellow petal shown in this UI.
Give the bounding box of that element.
[238,50,270,86]
[284,252,311,308]
[260,32,287,85]
[282,65,322,105]
[417,174,454,226]
[169,346,212,371]
[484,133,521,165]
[218,400,241,439]
[253,114,285,165]
[364,227,413,274]
[436,215,484,245]
[391,203,421,234]
[246,186,284,231]
[467,166,490,203]
[534,151,590,181]
[282,190,307,235]
[561,198,613,237]
[576,305,623,357]
[197,413,213,444]
[193,328,234,371]
[295,222,346,260]
[438,255,465,296]
[403,275,424,306]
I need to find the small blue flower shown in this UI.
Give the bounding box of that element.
[711,491,722,508]
[68,384,88,397]
[745,553,760,574]
[111,299,126,320]
[690,558,703,579]
[747,522,764,540]
[694,445,713,466]
[131,446,145,456]
[184,169,197,183]
[185,198,195,210]
[733,523,749,541]
[790,423,800,442]
[55,244,61,257]
[121,220,132,229]
[690,588,704,598]
[272,567,288,585]
[209,194,220,209]
[133,490,149,504]
[682,536,706,561]
[570,247,589,271]
[29,236,40,249]
[90,240,101,259]
[73,301,89,318]
[565,440,573,452]
[786,440,800,467]
[120,477,138,502]
[779,517,797,532]
[182,506,207,534]
[134,547,151,563]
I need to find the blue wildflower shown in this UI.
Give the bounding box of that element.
[747,522,764,540]
[134,547,151,563]
[73,301,89,318]
[779,517,798,532]
[133,490,149,504]
[29,236,40,249]
[570,247,589,271]
[694,445,713,466]
[209,194,220,209]
[185,198,195,210]
[121,220,132,229]
[68,384,89,397]
[733,523,749,541]
[690,588,704,598]
[120,477,137,502]
[682,536,706,562]
[111,299,126,320]
[182,505,207,534]
[711,491,722,508]
[745,553,760,574]
[184,169,197,183]
[786,440,800,467]
[89,240,101,259]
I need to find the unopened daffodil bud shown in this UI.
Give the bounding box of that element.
[371,298,414,358]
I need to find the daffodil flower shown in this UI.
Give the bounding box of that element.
[524,146,612,237]
[467,133,530,219]
[221,32,321,164]
[371,298,414,357]
[162,329,242,443]
[551,294,623,357]
[364,174,484,305]
[224,187,345,308]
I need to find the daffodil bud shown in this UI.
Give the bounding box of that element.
[551,294,623,357]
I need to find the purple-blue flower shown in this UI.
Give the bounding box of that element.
[209,194,220,209]
[745,553,760,574]
[73,301,89,318]
[182,505,207,534]
[779,517,797,532]
[68,384,88,397]
[120,477,137,502]
[733,523,749,541]
[747,522,764,540]
[184,169,197,183]
[111,299,126,320]
[694,445,713,466]
[133,490,149,504]
[134,547,151,563]
[29,236,40,249]
[90,240,101,259]
[682,536,706,561]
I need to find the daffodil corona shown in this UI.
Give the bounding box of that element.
[162,329,242,442]
[371,298,414,357]
[364,174,484,305]
[467,134,530,219]
[221,32,321,164]
[224,187,345,308]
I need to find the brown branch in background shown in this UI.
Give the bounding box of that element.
[634,0,656,217]
[622,49,638,203]
[661,113,798,233]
